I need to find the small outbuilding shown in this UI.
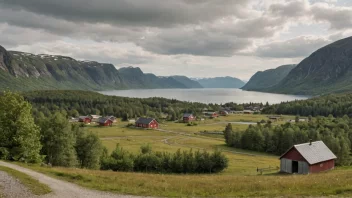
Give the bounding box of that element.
[183,113,196,123]
[279,141,337,174]
[78,116,92,124]
[98,116,114,126]
[135,118,159,129]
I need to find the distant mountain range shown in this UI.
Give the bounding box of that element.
[0,45,201,91]
[242,36,352,95]
[265,37,352,95]
[195,77,245,88]
[242,64,296,91]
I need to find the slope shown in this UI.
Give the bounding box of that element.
[197,77,245,88]
[241,64,296,91]
[0,45,200,91]
[267,37,352,95]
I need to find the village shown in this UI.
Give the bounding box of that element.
[68,105,337,176]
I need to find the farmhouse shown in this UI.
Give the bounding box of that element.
[204,112,218,118]
[78,116,92,124]
[220,110,229,116]
[183,113,196,123]
[98,116,114,126]
[280,141,337,174]
[135,118,159,129]
[88,114,101,122]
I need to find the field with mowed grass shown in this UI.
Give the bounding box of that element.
[14,163,352,197]
[15,113,347,197]
[84,114,295,175]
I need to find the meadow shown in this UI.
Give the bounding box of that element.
[86,114,295,175]
[16,113,348,197]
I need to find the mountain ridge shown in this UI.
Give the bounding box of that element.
[0,45,201,91]
[241,64,296,91]
[196,76,245,88]
[266,36,352,95]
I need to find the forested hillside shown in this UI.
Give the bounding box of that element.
[266,36,352,95]
[196,77,245,88]
[0,45,200,91]
[242,64,296,91]
[262,93,352,117]
[24,90,216,120]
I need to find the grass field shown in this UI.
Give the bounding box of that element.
[15,163,352,197]
[0,166,52,196]
[86,114,286,175]
[13,113,344,197]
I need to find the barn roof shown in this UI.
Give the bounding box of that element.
[280,141,337,165]
[98,116,113,124]
[136,117,156,125]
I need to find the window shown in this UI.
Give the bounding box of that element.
[320,163,324,167]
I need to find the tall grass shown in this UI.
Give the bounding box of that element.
[16,163,352,197]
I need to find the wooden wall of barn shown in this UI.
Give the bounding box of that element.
[280,158,309,174]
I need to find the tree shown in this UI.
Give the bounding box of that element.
[0,91,42,162]
[224,123,233,146]
[40,112,77,167]
[76,131,103,169]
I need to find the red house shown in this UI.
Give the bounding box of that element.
[279,141,337,174]
[204,112,218,119]
[135,118,159,129]
[183,113,196,123]
[78,116,92,124]
[98,116,114,127]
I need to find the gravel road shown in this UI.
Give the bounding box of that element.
[0,161,150,198]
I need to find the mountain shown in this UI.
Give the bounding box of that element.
[241,64,296,91]
[170,76,203,88]
[0,45,199,91]
[267,37,352,95]
[196,77,245,88]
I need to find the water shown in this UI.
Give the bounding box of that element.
[99,88,309,104]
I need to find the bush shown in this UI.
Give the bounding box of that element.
[101,145,228,174]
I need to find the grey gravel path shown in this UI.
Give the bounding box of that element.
[0,161,151,198]
[0,171,37,198]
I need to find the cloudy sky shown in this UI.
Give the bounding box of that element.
[1,0,352,80]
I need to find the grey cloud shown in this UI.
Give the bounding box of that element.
[138,27,252,57]
[0,24,60,48]
[310,3,352,30]
[269,0,309,18]
[0,0,250,27]
[255,36,330,58]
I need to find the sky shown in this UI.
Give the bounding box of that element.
[1,0,352,81]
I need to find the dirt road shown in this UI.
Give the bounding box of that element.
[0,161,150,198]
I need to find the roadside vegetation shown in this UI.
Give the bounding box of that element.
[14,163,352,197]
[0,166,51,195]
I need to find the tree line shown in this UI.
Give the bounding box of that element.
[24,90,264,121]
[262,93,352,117]
[101,144,228,174]
[224,116,352,166]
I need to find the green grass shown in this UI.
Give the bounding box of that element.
[0,166,52,195]
[13,163,352,197]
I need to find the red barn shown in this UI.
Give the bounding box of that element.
[279,141,337,174]
[183,113,196,123]
[135,118,159,129]
[78,116,92,124]
[98,116,114,127]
